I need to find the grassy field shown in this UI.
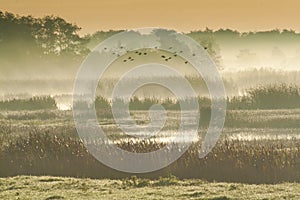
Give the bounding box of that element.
[1,109,300,183]
[0,176,300,200]
[1,108,300,198]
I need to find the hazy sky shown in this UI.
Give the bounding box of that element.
[1,0,300,34]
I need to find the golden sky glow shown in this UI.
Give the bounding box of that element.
[0,0,299,34]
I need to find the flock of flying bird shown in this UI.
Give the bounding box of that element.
[106,46,208,64]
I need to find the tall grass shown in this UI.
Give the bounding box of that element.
[228,84,300,109]
[98,84,300,111]
[1,84,300,111]
[0,96,57,111]
[1,126,300,184]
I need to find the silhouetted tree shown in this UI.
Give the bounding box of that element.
[0,11,90,69]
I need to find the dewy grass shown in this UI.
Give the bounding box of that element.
[1,176,300,200]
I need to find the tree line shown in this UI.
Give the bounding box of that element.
[3,10,300,72]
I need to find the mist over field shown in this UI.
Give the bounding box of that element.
[1,11,300,103]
